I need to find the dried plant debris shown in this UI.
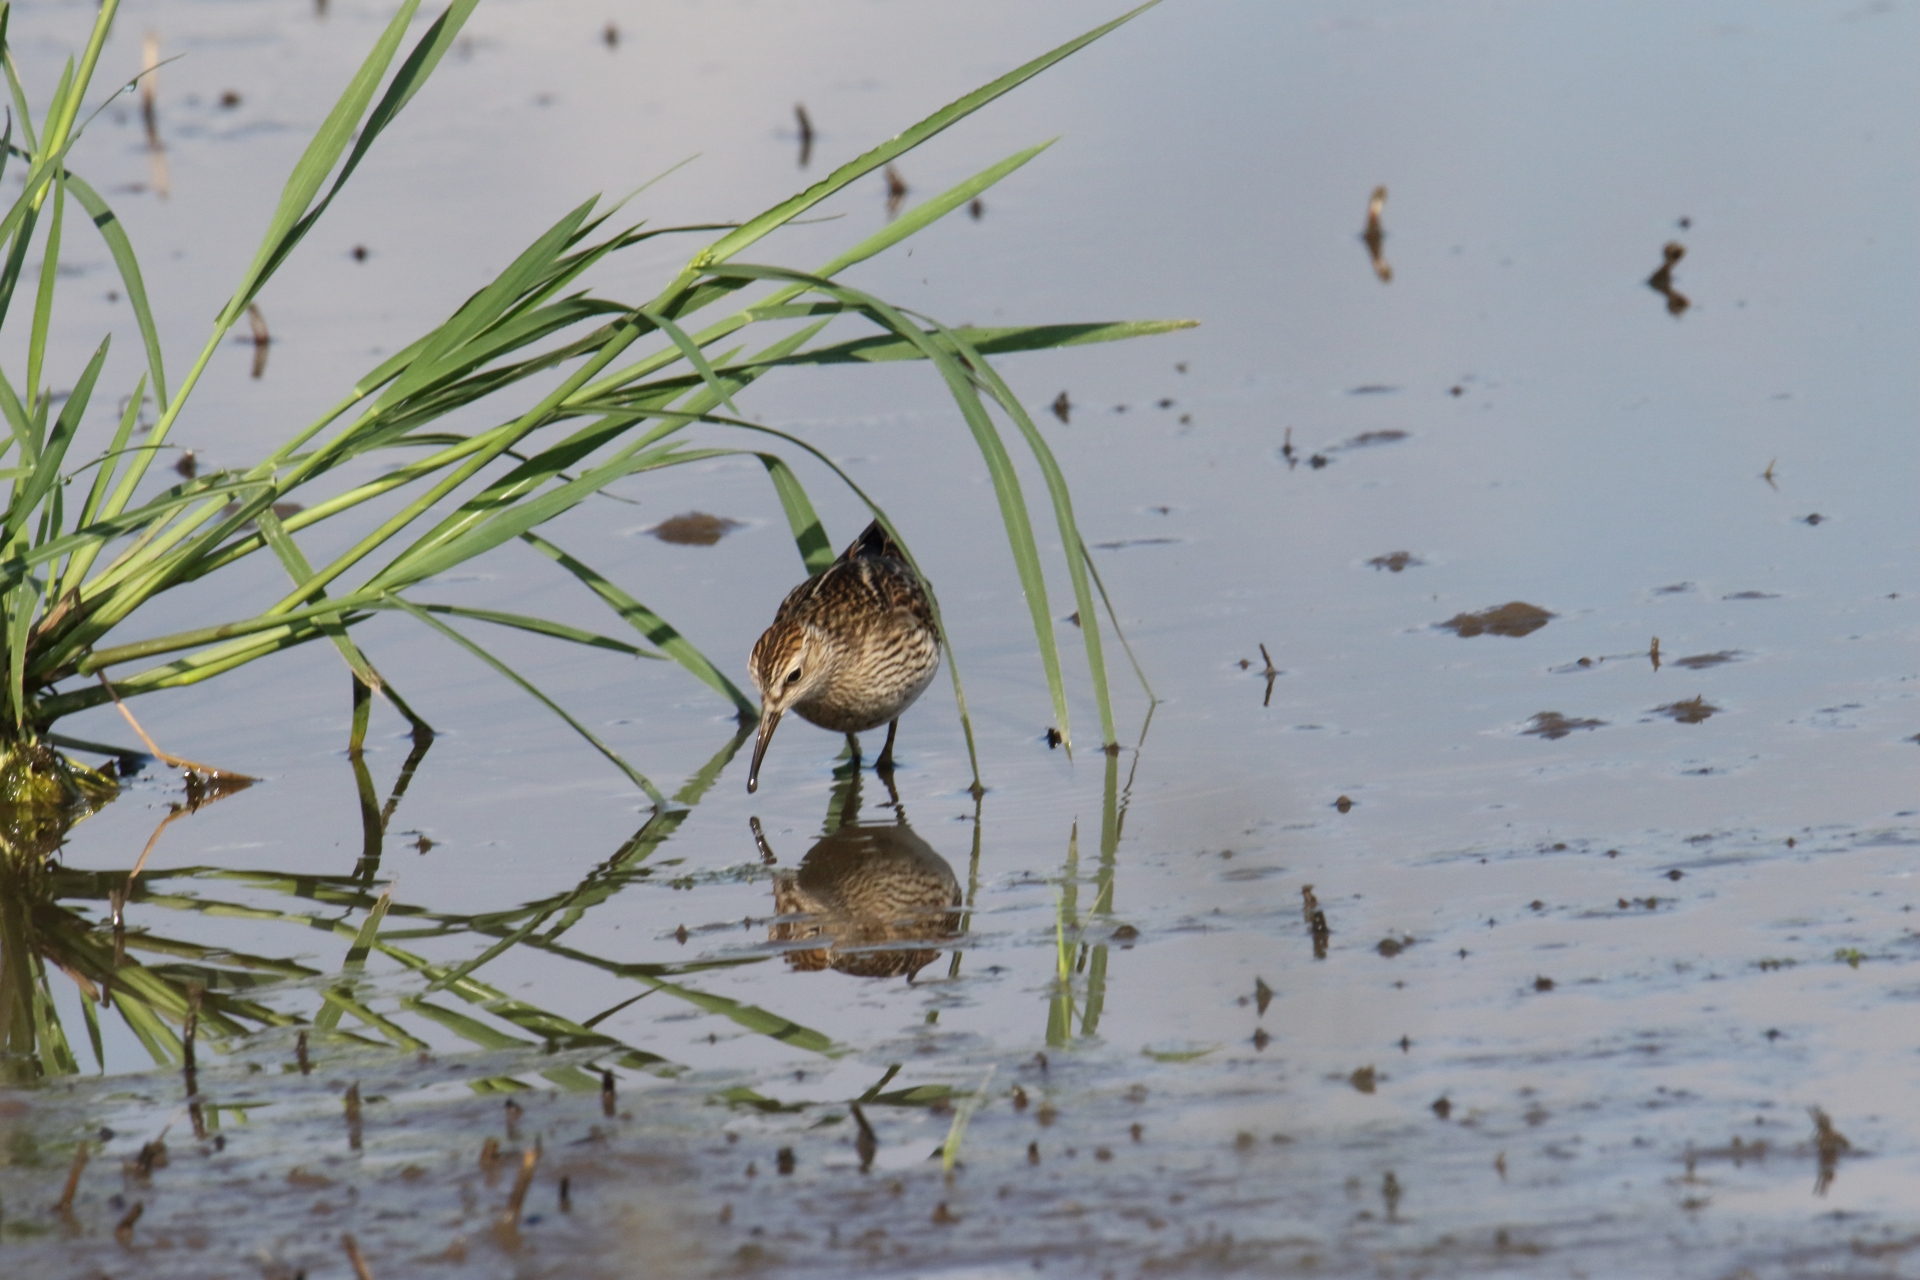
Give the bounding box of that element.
[1647,241,1689,316]
[1672,650,1743,670]
[1092,537,1180,550]
[1523,712,1606,740]
[1338,429,1409,449]
[1368,551,1422,572]
[1654,697,1719,725]
[1360,185,1391,282]
[649,512,743,545]
[1439,602,1555,638]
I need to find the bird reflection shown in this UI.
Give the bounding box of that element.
[752,769,961,979]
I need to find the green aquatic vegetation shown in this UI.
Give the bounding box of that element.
[0,0,1179,811]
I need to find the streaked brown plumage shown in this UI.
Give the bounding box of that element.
[767,821,962,978]
[747,520,941,793]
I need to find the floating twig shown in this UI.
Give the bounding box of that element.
[247,304,271,379]
[140,32,169,199]
[1256,643,1282,707]
[1361,185,1391,283]
[794,103,813,168]
[55,1141,88,1215]
[1647,241,1689,316]
[343,1232,375,1280]
[850,1103,877,1173]
[499,1145,539,1232]
[98,673,256,788]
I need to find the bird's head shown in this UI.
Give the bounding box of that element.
[748,619,832,793]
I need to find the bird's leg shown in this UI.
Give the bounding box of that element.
[874,719,900,774]
[877,764,903,817]
[845,732,862,765]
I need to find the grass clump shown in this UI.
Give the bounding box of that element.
[0,0,1181,810]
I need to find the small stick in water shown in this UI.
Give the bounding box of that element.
[794,103,814,169]
[55,1141,88,1215]
[1361,186,1392,283]
[601,1068,617,1117]
[1646,241,1690,316]
[499,1146,539,1231]
[344,1082,363,1151]
[115,1200,145,1244]
[296,1028,311,1075]
[850,1103,877,1173]
[247,305,271,380]
[343,1232,375,1280]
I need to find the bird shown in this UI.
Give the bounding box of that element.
[747,520,941,793]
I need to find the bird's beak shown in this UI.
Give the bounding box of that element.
[747,708,781,793]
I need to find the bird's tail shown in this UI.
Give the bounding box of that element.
[839,518,904,563]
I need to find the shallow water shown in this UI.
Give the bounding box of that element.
[2,1,1917,1276]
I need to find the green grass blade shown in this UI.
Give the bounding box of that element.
[56,374,143,595]
[1081,540,1155,701]
[946,326,1116,745]
[23,173,62,411]
[39,0,118,153]
[634,305,740,416]
[520,531,754,716]
[692,1,1159,269]
[222,0,423,323]
[758,454,833,575]
[382,599,663,658]
[9,333,107,542]
[254,505,383,690]
[752,319,1199,368]
[63,172,167,409]
[385,593,667,804]
[814,141,1053,280]
[706,264,1075,747]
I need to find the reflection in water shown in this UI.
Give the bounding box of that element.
[1360,185,1392,283]
[757,772,961,979]
[1646,241,1689,316]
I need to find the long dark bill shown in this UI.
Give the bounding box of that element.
[747,709,781,793]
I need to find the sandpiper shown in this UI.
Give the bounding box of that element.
[747,520,941,793]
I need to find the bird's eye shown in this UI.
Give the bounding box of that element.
[785,667,803,686]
